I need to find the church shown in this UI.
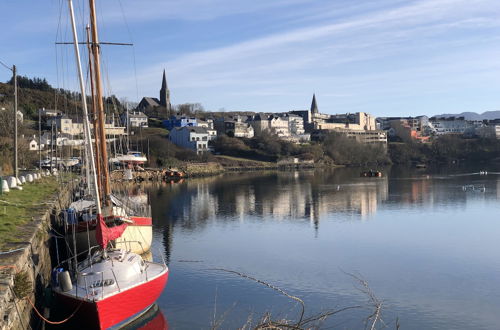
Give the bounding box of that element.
[136,69,172,114]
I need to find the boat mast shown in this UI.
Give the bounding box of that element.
[67,0,101,213]
[126,102,130,153]
[89,0,112,206]
[86,25,102,200]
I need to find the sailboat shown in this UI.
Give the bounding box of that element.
[61,14,153,255]
[52,1,168,328]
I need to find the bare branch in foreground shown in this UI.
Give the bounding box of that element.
[210,268,388,329]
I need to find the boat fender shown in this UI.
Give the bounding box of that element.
[58,271,73,292]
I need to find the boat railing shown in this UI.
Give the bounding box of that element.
[54,245,102,271]
[78,270,105,300]
[114,240,146,254]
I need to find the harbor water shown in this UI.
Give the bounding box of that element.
[145,166,500,329]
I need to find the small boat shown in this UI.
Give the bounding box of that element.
[415,163,427,169]
[360,170,382,177]
[110,151,148,167]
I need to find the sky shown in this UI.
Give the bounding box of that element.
[1,0,500,117]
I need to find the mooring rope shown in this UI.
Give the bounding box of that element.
[26,295,83,325]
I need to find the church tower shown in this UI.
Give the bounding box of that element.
[159,69,171,111]
[310,93,318,114]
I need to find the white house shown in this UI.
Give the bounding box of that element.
[28,136,43,151]
[122,111,148,128]
[169,126,217,154]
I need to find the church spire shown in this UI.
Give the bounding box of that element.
[160,69,171,111]
[310,93,318,114]
[161,69,167,90]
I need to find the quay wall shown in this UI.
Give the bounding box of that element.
[0,182,73,330]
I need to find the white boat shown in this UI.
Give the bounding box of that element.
[110,151,147,166]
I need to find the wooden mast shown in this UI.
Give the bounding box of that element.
[86,25,102,200]
[88,0,111,206]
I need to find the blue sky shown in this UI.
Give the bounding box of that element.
[1,0,500,117]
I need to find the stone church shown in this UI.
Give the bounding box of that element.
[137,69,172,114]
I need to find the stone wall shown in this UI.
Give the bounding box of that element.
[0,182,73,330]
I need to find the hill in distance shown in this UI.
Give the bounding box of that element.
[433,111,500,120]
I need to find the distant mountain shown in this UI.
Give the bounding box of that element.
[433,111,500,120]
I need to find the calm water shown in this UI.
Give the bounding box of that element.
[146,167,500,329]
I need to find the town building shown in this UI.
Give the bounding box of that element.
[137,69,172,113]
[384,116,431,142]
[38,108,62,118]
[197,118,214,129]
[121,111,148,128]
[47,114,126,137]
[477,124,500,139]
[28,136,43,151]
[428,117,482,137]
[248,113,289,138]
[168,126,217,154]
[214,115,254,138]
[163,115,198,130]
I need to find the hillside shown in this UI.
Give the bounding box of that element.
[0,82,82,120]
[0,80,126,121]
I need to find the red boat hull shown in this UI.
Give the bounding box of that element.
[56,270,168,329]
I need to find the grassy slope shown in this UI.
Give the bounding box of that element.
[0,176,59,248]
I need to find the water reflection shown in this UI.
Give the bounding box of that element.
[120,304,167,330]
[145,167,500,264]
[149,169,391,227]
[142,166,500,329]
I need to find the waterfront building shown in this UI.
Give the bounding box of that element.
[477,124,500,139]
[168,126,217,154]
[428,116,482,137]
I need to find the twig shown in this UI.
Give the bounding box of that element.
[209,268,305,324]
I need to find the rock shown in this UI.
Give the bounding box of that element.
[20,176,26,184]
[26,174,34,183]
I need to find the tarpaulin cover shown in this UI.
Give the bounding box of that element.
[95,214,127,248]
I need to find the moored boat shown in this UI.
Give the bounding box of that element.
[360,170,383,177]
[53,0,168,328]
[53,247,168,329]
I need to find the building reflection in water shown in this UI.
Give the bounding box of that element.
[129,168,500,266]
[148,169,389,239]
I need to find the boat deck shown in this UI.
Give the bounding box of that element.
[58,249,167,301]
